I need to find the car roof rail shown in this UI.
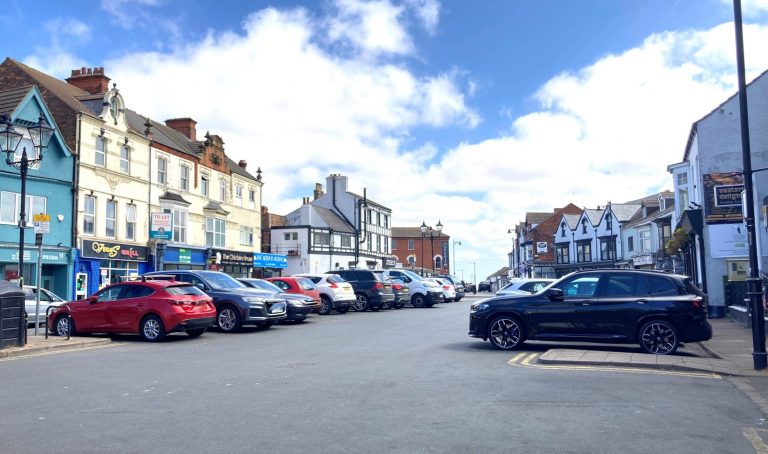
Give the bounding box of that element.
[141,274,175,281]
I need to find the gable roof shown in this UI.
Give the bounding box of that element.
[526,212,551,225]
[562,213,581,229]
[583,208,602,225]
[610,204,642,222]
[391,226,448,239]
[0,86,30,117]
[314,206,355,233]
[624,205,676,229]
[3,58,92,115]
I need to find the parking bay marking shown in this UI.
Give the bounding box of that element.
[508,352,722,379]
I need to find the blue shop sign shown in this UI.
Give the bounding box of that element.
[0,248,70,264]
[253,252,288,269]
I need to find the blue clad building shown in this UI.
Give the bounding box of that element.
[0,86,75,299]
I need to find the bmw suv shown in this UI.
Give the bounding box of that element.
[469,269,712,355]
[144,270,287,332]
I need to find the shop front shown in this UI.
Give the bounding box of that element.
[0,245,74,300]
[75,240,150,296]
[253,252,288,278]
[210,248,254,278]
[158,245,208,271]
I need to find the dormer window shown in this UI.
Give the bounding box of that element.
[606,213,612,231]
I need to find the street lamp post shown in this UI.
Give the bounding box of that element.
[420,220,443,276]
[452,239,461,275]
[0,114,54,345]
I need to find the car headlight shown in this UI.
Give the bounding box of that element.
[470,302,490,312]
[244,296,266,303]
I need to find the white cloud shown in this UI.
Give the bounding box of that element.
[48,2,768,281]
[101,0,164,24]
[723,0,768,17]
[406,0,440,34]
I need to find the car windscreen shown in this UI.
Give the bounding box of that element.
[166,285,207,296]
[198,271,246,290]
[296,277,316,290]
[251,280,283,292]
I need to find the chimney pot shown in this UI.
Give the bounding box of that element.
[66,66,111,94]
[238,160,247,169]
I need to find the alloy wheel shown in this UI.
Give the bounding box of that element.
[488,317,522,350]
[640,321,678,355]
[55,316,70,337]
[143,318,161,340]
[218,308,237,331]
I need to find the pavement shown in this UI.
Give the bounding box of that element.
[0,330,112,359]
[538,317,768,377]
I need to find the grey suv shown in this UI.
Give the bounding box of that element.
[144,270,287,332]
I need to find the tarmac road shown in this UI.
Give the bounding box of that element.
[1,296,766,453]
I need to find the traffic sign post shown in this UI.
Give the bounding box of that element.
[32,213,49,337]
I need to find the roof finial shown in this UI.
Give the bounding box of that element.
[256,167,262,181]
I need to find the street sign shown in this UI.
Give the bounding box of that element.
[150,213,172,240]
[33,213,50,234]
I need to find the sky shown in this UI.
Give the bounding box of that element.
[3,0,768,282]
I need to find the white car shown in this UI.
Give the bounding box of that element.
[496,278,555,297]
[295,273,355,314]
[23,286,66,327]
[427,277,457,302]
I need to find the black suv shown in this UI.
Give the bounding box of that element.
[468,270,711,355]
[327,269,395,312]
[144,270,287,332]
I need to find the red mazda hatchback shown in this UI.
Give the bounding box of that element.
[48,277,216,342]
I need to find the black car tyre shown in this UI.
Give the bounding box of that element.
[393,301,404,309]
[352,293,369,312]
[318,296,333,315]
[186,327,207,338]
[54,315,74,337]
[381,300,392,310]
[140,315,166,342]
[487,315,525,351]
[411,294,426,308]
[217,305,242,333]
[638,320,679,355]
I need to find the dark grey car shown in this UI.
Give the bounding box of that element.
[144,271,287,332]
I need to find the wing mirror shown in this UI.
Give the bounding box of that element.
[547,288,564,301]
[87,295,98,304]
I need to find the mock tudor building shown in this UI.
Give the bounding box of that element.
[272,174,393,274]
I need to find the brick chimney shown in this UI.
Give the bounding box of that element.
[165,118,197,141]
[238,160,247,169]
[313,183,324,200]
[66,67,111,95]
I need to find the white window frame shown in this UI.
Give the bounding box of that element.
[0,192,47,225]
[83,195,95,235]
[219,179,226,202]
[105,200,117,238]
[248,188,256,209]
[95,137,106,167]
[639,229,651,253]
[180,164,190,191]
[235,184,243,206]
[125,204,136,241]
[157,156,167,184]
[119,145,130,174]
[201,174,209,197]
[240,226,253,246]
[206,217,226,247]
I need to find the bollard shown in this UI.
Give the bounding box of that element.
[66,313,71,340]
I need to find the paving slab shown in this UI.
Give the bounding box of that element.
[0,335,111,359]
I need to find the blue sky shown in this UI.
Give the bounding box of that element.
[3,0,768,281]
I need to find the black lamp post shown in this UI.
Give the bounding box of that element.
[0,114,54,345]
[420,220,442,276]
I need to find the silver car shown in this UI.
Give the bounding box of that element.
[23,286,66,326]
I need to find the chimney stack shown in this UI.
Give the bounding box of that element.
[165,118,197,141]
[313,183,324,200]
[66,67,111,95]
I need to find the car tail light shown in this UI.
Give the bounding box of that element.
[329,282,338,289]
[372,282,383,291]
[393,284,402,290]
[443,285,450,290]
[692,297,703,309]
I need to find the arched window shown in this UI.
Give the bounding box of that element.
[434,256,443,270]
[407,255,416,265]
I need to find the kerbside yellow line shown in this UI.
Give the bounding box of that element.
[0,343,121,362]
[508,352,722,379]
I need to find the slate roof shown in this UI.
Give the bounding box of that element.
[0,86,31,118]
[203,201,230,215]
[584,208,603,225]
[158,191,191,205]
[526,212,551,225]
[624,205,675,229]
[4,58,92,114]
[610,204,642,222]
[314,206,355,233]
[226,155,259,182]
[562,213,581,229]
[391,227,448,239]
[347,191,391,211]
[487,266,510,279]
[124,109,200,158]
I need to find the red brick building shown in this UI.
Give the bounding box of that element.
[514,203,581,278]
[391,227,450,276]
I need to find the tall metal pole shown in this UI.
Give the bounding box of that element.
[420,232,425,276]
[733,0,767,370]
[17,149,28,345]
[35,240,42,336]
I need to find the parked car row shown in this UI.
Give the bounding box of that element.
[47,268,467,342]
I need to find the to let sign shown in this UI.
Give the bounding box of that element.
[150,213,172,240]
[33,213,50,234]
